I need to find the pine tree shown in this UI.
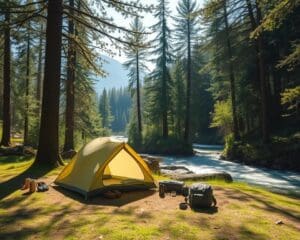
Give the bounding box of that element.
[35,0,64,166]
[174,0,199,142]
[147,0,172,138]
[124,17,147,140]
[63,0,77,152]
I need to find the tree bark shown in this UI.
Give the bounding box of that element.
[136,50,142,135]
[255,1,270,143]
[223,0,240,141]
[36,23,44,108]
[24,27,31,146]
[245,0,270,143]
[63,0,76,152]
[35,0,63,166]
[1,9,11,147]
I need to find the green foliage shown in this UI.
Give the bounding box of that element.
[173,0,200,53]
[123,17,148,92]
[145,0,173,137]
[127,111,142,149]
[171,58,186,139]
[98,89,113,130]
[109,87,131,133]
[277,42,300,70]
[281,86,300,116]
[142,128,193,155]
[251,0,300,38]
[210,99,233,137]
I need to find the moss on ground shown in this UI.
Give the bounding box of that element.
[0,156,299,240]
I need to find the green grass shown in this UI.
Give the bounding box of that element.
[0,156,299,240]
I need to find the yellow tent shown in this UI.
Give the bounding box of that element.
[55,137,156,198]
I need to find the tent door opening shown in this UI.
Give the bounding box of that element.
[102,149,145,186]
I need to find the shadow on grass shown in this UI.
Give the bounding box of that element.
[191,206,218,214]
[0,155,32,165]
[0,162,52,200]
[222,188,300,222]
[0,203,76,239]
[54,185,157,207]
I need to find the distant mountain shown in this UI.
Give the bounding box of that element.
[93,55,129,94]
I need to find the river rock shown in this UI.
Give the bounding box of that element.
[173,172,233,183]
[160,165,194,176]
[140,154,162,173]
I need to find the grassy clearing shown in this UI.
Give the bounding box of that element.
[0,156,299,240]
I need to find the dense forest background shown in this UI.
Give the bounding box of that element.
[0,0,299,170]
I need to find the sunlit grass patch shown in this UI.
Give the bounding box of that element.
[0,155,299,240]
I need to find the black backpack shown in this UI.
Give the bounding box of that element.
[189,183,217,209]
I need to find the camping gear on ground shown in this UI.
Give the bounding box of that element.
[158,181,217,210]
[179,202,189,210]
[189,183,217,209]
[55,137,156,199]
[37,182,49,192]
[158,180,185,198]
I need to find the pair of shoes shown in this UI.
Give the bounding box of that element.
[37,182,49,192]
[21,178,32,190]
[103,190,122,199]
[21,178,37,193]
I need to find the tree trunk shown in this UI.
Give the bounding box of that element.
[256,1,270,143]
[246,0,270,143]
[36,23,44,108]
[1,9,11,147]
[24,28,31,146]
[35,0,63,167]
[223,0,240,141]
[63,0,76,152]
[136,50,142,135]
[184,3,192,143]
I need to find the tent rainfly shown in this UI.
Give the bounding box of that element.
[55,137,156,198]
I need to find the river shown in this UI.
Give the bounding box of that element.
[162,144,300,194]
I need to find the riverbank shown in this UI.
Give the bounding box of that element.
[160,145,300,195]
[223,134,300,172]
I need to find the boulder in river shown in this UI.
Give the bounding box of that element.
[160,165,194,176]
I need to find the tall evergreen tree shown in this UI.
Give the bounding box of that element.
[147,0,172,138]
[35,0,64,166]
[63,0,77,152]
[174,0,199,142]
[222,0,239,140]
[23,19,31,146]
[124,17,147,139]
